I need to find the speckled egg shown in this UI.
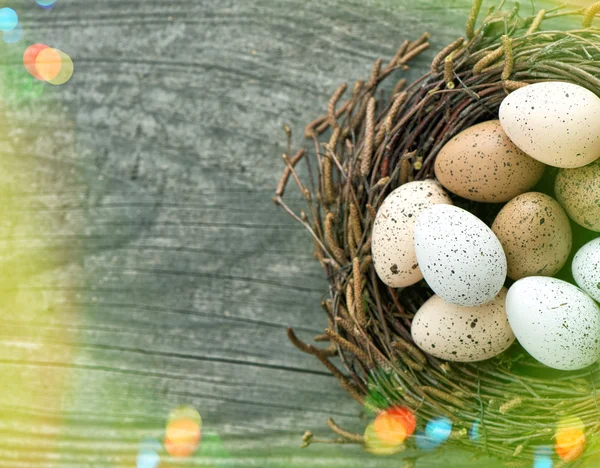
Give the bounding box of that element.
[555,158,600,232]
[506,276,600,370]
[372,180,453,288]
[411,288,515,362]
[572,238,600,303]
[499,82,600,168]
[434,120,545,203]
[414,204,507,306]
[491,192,572,280]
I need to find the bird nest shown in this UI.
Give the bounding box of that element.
[273,1,600,466]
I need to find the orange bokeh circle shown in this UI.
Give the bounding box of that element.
[164,418,201,458]
[373,410,408,445]
[35,48,62,81]
[555,427,586,462]
[23,43,49,80]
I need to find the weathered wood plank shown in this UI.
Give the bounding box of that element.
[0,0,576,466]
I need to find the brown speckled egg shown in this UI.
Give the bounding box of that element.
[372,180,452,288]
[555,159,600,232]
[491,192,572,280]
[411,288,515,362]
[434,120,544,203]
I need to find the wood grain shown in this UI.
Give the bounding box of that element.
[0,0,573,466]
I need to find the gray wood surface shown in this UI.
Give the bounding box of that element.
[0,0,580,467]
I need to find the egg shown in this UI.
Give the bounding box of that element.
[572,239,600,302]
[414,204,507,306]
[434,120,544,203]
[411,288,514,362]
[491,192,572,280]
[506,277,600,370]
[555,158,600,232]
[372,180,452,288]
[499,81,600,168]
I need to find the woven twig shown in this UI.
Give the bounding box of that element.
[276,1,600,463]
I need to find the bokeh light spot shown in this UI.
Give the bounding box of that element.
[139,438,162,453]
[469,421,480,441]
[2,23,22,44]
[415,432,439,451]
[168,405,202,427]
[164,418,201,458]
[36,0,58,8]
[136,449,160,468]
[35,47,62,81]
[48,50,73,85]
[0,8,18,32]
[363,422,404,455]
[425,417,452,444]
[534,446,554,468]
[555,425,586,462]
[23,44,49,80]
[373,410,407,445]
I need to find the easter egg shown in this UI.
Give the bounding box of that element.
[411,288,514,362]
[506,277,600,370]
[414,204,507,306]
[555,158,600,232]
[434,120,544,203]
[372,180,452,288]
[491,192,572,280]
[573,239,600,302]
[499,81,600,168]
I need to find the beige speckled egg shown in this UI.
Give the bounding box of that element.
[491,192,572,281]
[372,180,452,288]
[499,81,600,168]
[434,120,545,203]
[411,288,514,362]
[555,159,600,232]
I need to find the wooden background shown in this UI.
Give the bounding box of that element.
[0,0,589,467]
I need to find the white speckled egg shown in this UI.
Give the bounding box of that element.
[372,180,452,288]
[411,288,515,362]
[414,205,507,306]
[506,276,600,370]
[499,82,600,168]
[573,239,600,303]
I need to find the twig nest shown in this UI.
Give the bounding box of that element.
[276,0,600,463]
[499,82,600,168]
